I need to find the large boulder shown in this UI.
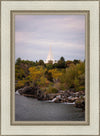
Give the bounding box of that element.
[18,86,37,97]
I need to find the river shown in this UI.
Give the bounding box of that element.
[15,94,85,121]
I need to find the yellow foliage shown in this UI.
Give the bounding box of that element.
[48,69,62,80]
[16,80,25,88]
[37,76,49,87]
[29,66,47,83]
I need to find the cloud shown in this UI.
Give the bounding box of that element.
[15,15,85,33]
[15,15,85,61]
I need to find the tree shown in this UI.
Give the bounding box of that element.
[37,76,49,87]
[60,62,85,91]
[60,57,65,61]
[45,70,53,82]
[29,66,47,86]
[73,59,80,65]
[29,66,41,86]
[15,57,21,65]
[46,63,53,70]
[49,69,62,81]
[66,60,73,67]
[38,60,44,65]
[57,57,66,68]
[53,63,58,68]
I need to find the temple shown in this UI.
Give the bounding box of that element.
[45,46,55,64]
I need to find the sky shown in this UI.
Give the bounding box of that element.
[15,15,85,62]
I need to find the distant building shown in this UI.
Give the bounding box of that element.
[45,46,57,64]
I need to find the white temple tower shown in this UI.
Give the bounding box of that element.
[45,46,54,64]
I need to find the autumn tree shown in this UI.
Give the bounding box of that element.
[49,69,62,82]
[45,70,53,82]
[29,66,47,86]
[66,60,73,68]
[60,62,85,91]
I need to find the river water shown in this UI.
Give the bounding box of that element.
[15,94,85,121]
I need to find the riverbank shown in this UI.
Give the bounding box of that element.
[15,94,85,121]
[16,86,85,110]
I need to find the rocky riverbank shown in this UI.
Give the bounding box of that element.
[16,86,85,111]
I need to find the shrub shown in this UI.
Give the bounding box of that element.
[51,88,58,93]
[59,62,85,91]
[46,87,58,94]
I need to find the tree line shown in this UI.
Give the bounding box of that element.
[16,57,81,69]
[15,57,85,93]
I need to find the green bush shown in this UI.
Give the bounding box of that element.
[78,86,85,91]
[46,87,58,94]
[59,62,85,91]
[51,88,58,93]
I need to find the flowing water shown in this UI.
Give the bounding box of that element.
[15,94,85,121]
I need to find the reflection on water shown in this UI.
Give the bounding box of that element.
[15,94,85,121]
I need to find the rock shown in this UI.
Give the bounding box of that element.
[21,87,33,94]
[37,90,47,100]
[16,87,85,110]
[54,98,61,103]
[16,88,23,95]
[75,98,85,111]
[51,95,62,103]
[15,90,20,95]
[18,86,37,98]
[47,94,57,100]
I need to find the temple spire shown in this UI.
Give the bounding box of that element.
[45,46,54,63]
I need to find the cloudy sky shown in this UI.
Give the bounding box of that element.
[15,15,85,62]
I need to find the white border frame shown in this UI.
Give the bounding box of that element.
[1,1,99,135]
